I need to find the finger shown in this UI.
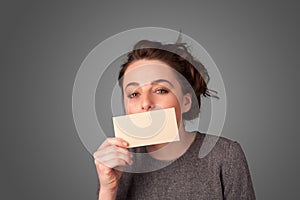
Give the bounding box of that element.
[93,141,133,169]
[97,138,113,150]
[94,159,111,176]
[97,137,129,151]
[100,158,130,169]
[95,156,128,169]
[107,137,129,147]
[100,152,132,165]
[93,145,132,160]
[93,146,132,167]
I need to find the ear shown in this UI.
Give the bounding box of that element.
[182,93,192,113]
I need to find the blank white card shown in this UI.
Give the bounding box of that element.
[112,108,180,148]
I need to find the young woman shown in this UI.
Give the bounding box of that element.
[93,40,256,199]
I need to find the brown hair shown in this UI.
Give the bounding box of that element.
[118,40,216,120]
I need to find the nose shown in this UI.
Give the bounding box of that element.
[141,93,154,111]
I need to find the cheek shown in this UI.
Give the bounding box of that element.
[174,102,182,126]
[124,96,146,114]
[158,94,182,126]
[123,100,137,114]
[171,94,185,127]
[123,97,131,114]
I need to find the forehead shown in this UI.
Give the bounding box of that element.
[123,60,179,86]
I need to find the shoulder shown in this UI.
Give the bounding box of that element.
[195,132,246,162]
[197,133,256,198]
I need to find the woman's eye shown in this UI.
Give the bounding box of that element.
[128,92,139,98]
[156,89,169,94]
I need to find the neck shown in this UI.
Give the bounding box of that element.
[146,123,196,161]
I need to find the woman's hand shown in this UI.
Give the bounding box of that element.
[93,138,133,192]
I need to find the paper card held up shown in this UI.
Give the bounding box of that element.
[112,108,180,148]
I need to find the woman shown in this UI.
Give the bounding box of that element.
[93,40,256,199]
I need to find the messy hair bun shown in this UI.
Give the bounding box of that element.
[118,39,216,120]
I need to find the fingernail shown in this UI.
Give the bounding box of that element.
[123,142,128,146]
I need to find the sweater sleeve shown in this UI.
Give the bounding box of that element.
[115,171,133,200]
[221,141,256,200]
[95,150,135,200]
[96,171,133,200]
[115,147,139,200]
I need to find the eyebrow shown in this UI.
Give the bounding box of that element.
[125,79,175,89]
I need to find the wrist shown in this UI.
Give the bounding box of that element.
[98,187,117,200]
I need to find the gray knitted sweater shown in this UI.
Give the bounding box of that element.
[100,133,256,199]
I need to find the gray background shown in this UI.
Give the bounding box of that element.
[1,0,299,199]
